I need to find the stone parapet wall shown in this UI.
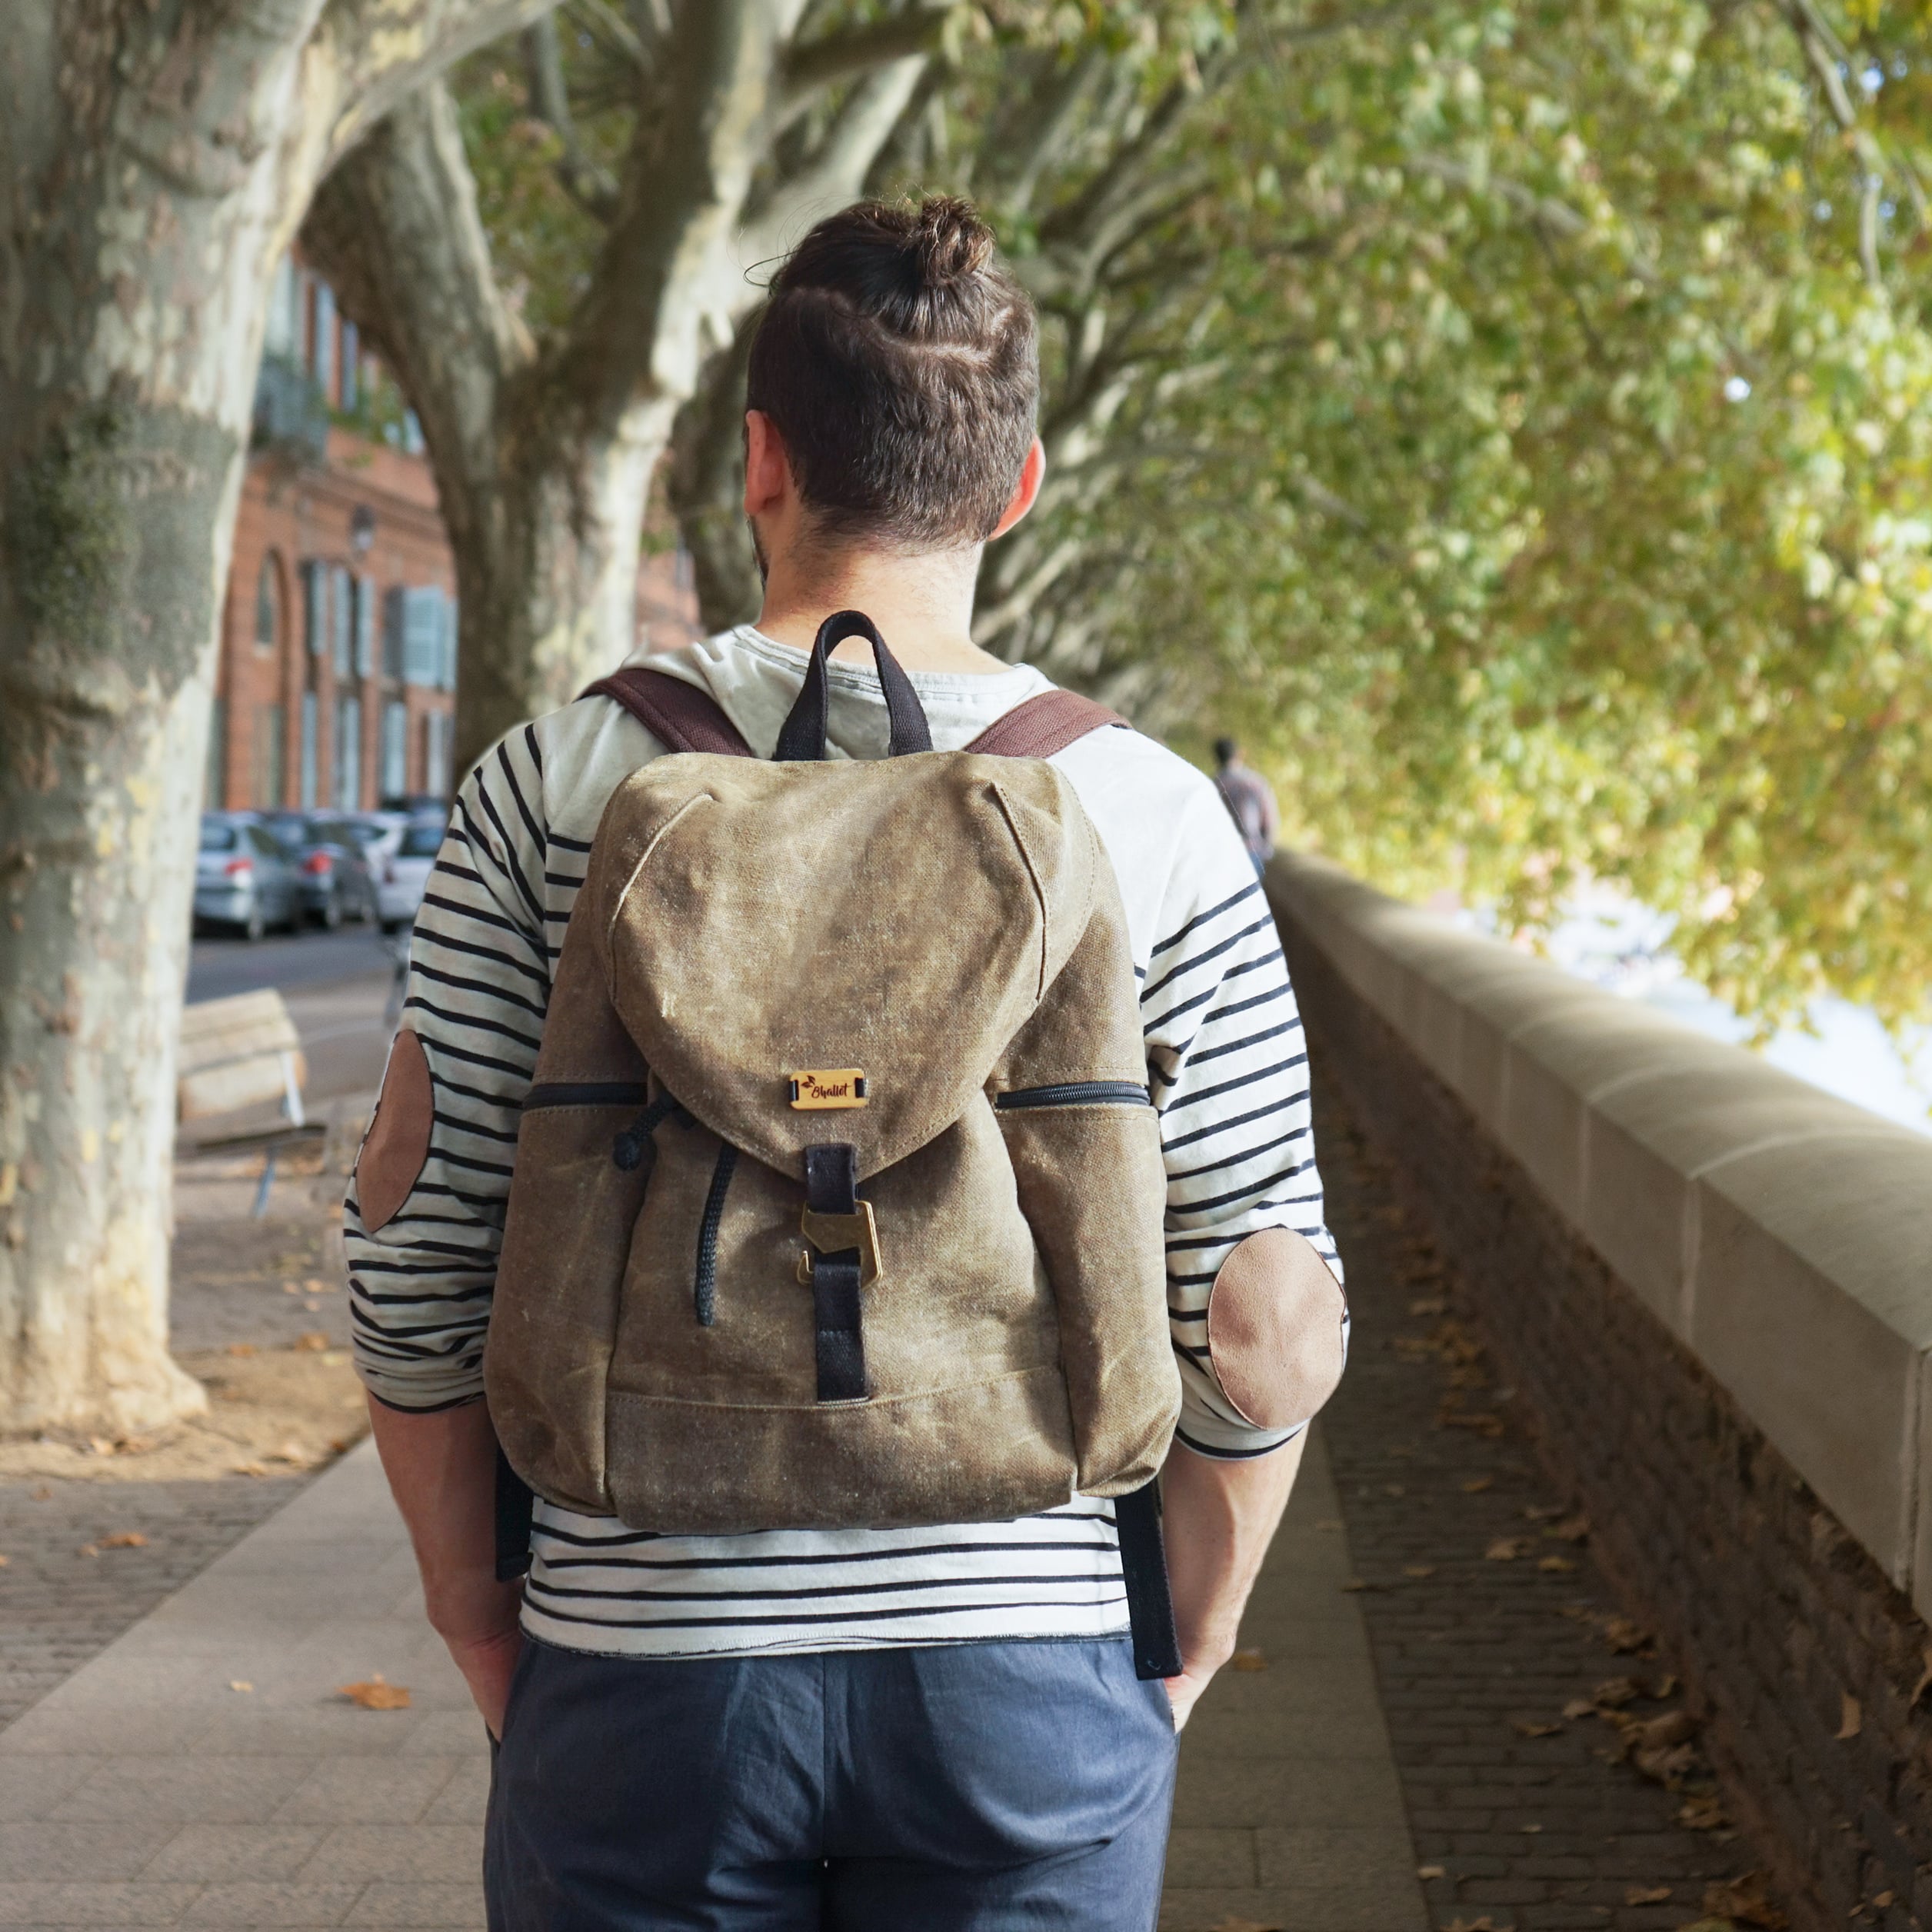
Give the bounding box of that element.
[1268,851,1932,1930]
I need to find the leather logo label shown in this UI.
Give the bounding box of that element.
[788,1068,868,1111]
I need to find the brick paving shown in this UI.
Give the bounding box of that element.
[1314,1075,1791,1932]
[0,1476,305,1730]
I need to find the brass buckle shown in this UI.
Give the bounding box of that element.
[797,1201,882,1287]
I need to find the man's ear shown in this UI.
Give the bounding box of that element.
[743,410,791,520]
[988,435,1046,542]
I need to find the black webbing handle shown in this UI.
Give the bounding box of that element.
[1114,1479,1183,1681]
[774,610,933,761]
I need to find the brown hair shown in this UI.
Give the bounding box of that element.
[745,195,1039,551]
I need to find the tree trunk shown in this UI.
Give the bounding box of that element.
[455,386,675,766]
[0,0,554,1437]
[668,325,764,634]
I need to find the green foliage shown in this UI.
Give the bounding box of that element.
[1084,1,1932,1033]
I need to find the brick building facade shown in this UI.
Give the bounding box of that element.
[207,257,698,812]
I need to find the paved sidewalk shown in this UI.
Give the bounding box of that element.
[0,1426,1424,1930]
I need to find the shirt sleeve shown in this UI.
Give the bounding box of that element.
[343,728,555,1411]
[1141,784,1344,1457]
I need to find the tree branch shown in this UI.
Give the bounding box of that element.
[780,5,959,108]
[301,81,531,538]
[522,15,621,220]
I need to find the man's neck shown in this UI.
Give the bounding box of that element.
[753,538,1011,675]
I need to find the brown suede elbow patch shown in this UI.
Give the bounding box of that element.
[1206,1227,1346,1431]
[355,1028,435,1232]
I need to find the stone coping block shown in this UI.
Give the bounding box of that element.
[1267,849,1932,1608]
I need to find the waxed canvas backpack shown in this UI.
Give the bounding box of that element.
[485,612,1184,1675]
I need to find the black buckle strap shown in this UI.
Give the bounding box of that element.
[803,1143,870,1403]
[1114,1479,1183,1681]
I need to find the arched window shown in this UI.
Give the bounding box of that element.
[255,553,281,652]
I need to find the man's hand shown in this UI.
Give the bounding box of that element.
[365,1394,525,1737]
[1157,1433,1307,1733]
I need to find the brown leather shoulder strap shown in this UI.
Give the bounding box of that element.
[961,688,1130,761]
[581,667,754,758]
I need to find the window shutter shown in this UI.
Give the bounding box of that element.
[354,576,376,678]
[303,562,325,658]
[331,565,353,677]
[401,588,441,687]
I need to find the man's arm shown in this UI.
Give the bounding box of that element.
[1161,1434,1305,1729]
[1141,783,1344,1727]
[367,1396,522,1735]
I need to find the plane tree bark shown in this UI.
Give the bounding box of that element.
[0,0,556,1437]
[304,1,945,774]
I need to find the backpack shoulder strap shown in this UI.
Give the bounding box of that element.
[581,667,754,758]
[962,688,1129,761]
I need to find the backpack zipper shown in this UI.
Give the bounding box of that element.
[522,1081,652,1111]
[994,1081,1151,1111]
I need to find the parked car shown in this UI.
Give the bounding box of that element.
[258,812,381,928]
[374,816,447,932]
[194,814,303,941]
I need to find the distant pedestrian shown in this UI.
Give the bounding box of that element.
[1214,738,1279,872]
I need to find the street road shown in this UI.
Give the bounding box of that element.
[186,925,398,1004]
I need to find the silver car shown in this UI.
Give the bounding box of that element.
[193,814,303,941]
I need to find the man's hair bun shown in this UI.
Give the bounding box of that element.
[910,195,995,290]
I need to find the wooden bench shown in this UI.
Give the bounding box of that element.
[178,991,324,1214]
[178,989,308,1128]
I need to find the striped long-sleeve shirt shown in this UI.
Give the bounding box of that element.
[345,625,1341,1658]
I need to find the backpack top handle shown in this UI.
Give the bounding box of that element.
[774,610,934,762]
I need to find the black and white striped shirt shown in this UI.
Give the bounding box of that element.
[346,628,1341,1657]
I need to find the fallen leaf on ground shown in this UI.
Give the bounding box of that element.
[1870,1891,1897,1910]
[1634,1709,1695,1750]
[226,1343,256,1357]
[1404,1564,1437,1579]
[1563,1697,1597,1720]
[1524,1504,1565,1521]
[303,1277,327,1293]
[1461,1476,1494,1494]
[1538,1556,1577,1574]
[1625,1884,1672,1905]
[1702,1870,1787,1930]
[1550,1513,1591,1542]
[1417,1865,1446,1880]
[1487,1537,1533,1561]
[1439,1410,1505,1438]
[0,1555,9,1567]
[228,1681,253,1694]
[80,1531,148,1556]
[1603,1616,1653,1654]
[1407,1297,1446,1315]
[295,1331,329,1351]
[281,1281,301,1294]
[87,1436,115,1457]
[1229,1649,1267,1672]
[1650,1673,1681,1699]
[1671,1920,1734,1932]
[1511,1718,1563,1737]
[1594,1676,1643,1707]
[232,1461,269,1477]
[1677,1794,1730,1831]
[1836,1693,1862,1740]
[338,1674,411,1710]
[1443,1917,1501,1931]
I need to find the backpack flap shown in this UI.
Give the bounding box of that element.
[595,753,1094,1181]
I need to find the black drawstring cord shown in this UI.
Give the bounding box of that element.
[613,1090,686,1173]
[693,1142,738,1327]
